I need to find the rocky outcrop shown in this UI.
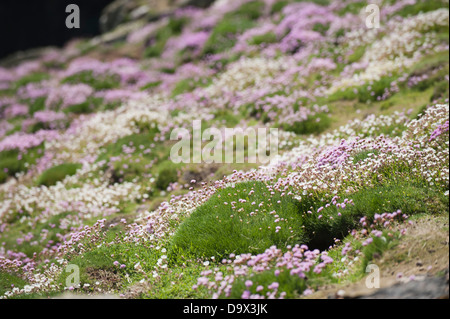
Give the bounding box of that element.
[99,0,216,33]
[359,270,449,299]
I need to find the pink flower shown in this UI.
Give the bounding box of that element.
[241,290,251,299]
[268,282,279,290]
[303,289,313,296]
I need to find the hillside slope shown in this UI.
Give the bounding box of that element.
[0,0,449,299]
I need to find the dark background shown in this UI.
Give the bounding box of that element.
[0,0,114,59]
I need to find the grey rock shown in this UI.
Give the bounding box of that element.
[359,270,449,299]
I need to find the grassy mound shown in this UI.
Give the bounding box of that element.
[170,179,448,260]
[37,163,82,187]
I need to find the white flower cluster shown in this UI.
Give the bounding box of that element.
[330,8,449,92]
[0,162,142,224]
[45,95,167,163]
[204,57,293,96]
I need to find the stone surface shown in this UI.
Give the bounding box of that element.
[99,0,216,33]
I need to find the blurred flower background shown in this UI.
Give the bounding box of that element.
[0,0,448,300]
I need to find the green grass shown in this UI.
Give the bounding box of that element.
[155,161,180,190]
[0,144,45,182]
[352,149,380,164]
[283,113,332,135]
[170,173,448,262]
[312,23,330,36]
[14,72,49,89]
[328,75,399,103]
[0,272,28,296]
[142,263,213,298]
[271,0,289,14]
[62,97,105,114]
[36,163,82,187]
[61,71,120,90]
[347,46,366,63]
[144,17,189,58]
[430,80,449,101]
[211,108,242,127]
[228,266,307,299]
[302,181,447,249]
[97,130,159,163]
[95,129,165,183]
[58,236,159,291]
[338,1,366,15]
[169,181,308,260]
[27,97,47,115]
[171,77,212,97]
[203,1,265,55]
[408,50,449,76]
[0,211,81,257]
[395,0,449,18]
[406,51,449,101]
[140,81,162,91]
[221,222,402,299]
[248,32,278,46]
[294,0,329,6]
[359,230,399,271]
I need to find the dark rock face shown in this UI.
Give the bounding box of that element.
[99,0,217,33]
[99,0,134,33]
[359,270,449,299]
[0,0,114,60]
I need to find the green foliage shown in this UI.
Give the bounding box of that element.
[360,231,399,271]
[352,149,380,164]
[212,108,242,127]
[203,1,265,55]
[62,71,120,90]
[0,145,44,182]
[347,46,366,63]
[248,32,278,46]
[271,0,289,14]
[283,113,331,135]
[63,97,105,114]
[27,97,47,115]
[395,0,449,18]
[14,73,49,89]
[140,81,162,91]
[407,51,449,95]
[312,23,330,36]
[0,272,28,296]
[338,1,366,15]
[170,175,448,262]
[328,76,397,103]
[144,29,172,58]
[295,0,330,6]
[155,161,179,190]
[171,77,212,97]
[409,51,449,75]
[170,181,307,260]
[229,267,307,299]
[58,240,159,291]
[96,130,161,183]
[0,171,7,184]
[97,130,159,162]
[430,80,449,101]
[144,17,189,58]
[302,181,448,249]
[110,158,148,183]
[167,17,189,34]
[37,163,82,187]
[233,1,266,20]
